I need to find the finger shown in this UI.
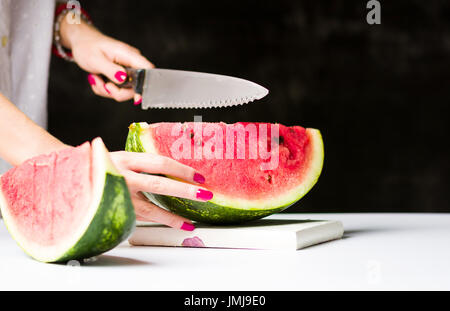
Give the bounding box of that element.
[103,82,135,102]
[126,171,213,202]
[87,74,113,98]
[94,43,154,102]
[133,94,142,106]
[121,152,205,184]
[133,196,195,231]
[104,43,155,69]
[92,54,128,85]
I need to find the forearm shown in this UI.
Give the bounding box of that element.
[0,93,69,166]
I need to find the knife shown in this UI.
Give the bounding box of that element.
[114,68,269,109]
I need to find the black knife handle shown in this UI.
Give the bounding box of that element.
[101,67,146,95]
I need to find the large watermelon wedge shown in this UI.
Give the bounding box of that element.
[126,122,324,224]
[0,138,135,263]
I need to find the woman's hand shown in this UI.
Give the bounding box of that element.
[60,19,153,105]
[109,151,213,231]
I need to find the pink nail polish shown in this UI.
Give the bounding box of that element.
[87,74,96,86]
[193,173,205,184]
[196,189,213,201]
[181,222,195,231]
[115,71,127,83]
[104,84,111,94]
[134,98,142,106]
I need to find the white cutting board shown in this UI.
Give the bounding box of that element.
[129,217,344,250]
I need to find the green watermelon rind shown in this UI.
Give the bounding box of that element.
[126,122,324,225]
[143,192,287,225]
[0,138,136,263]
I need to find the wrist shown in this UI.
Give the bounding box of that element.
[60,17,100,50]
[53,2,95,61]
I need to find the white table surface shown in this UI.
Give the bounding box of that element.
[1,213,449,291]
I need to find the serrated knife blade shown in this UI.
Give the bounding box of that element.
[119,68,269,109]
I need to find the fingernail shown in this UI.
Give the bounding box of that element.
[115,71,127,83]
[134,98,142,106]
[196,189,213,201]
[104,84,111,94]
[87,74,96,86]
[181,222,195,231]
[193,173,205,184]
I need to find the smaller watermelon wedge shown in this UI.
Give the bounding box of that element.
[126,122,324,224]
[0,138,136,263]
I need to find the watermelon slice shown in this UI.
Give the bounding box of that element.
[126,122,324,224]
[0,138,135,263]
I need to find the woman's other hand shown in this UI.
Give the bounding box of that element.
[60,18,153,105]
[110,151,213,231]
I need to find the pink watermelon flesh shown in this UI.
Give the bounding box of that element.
[149,122,314,201]
[0,143,92,246]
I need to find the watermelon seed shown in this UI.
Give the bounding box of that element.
[273,136,284,145]
[289,152,296,160]
[190,132,194,139]
[267,174,272,184]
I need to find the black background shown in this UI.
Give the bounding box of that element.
[48,0,450,213]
